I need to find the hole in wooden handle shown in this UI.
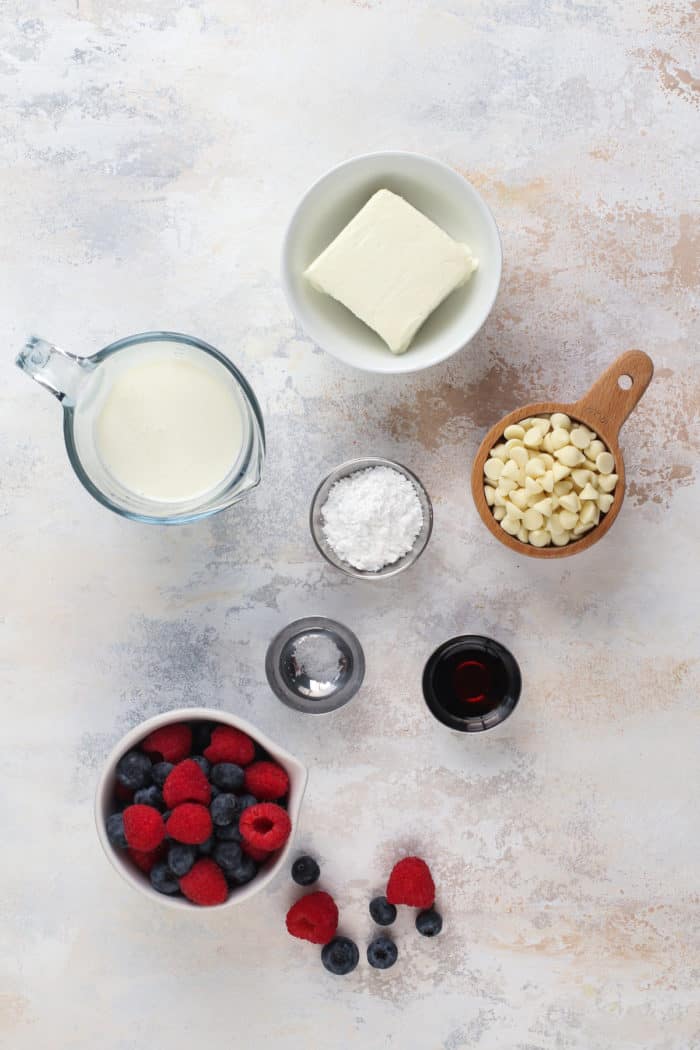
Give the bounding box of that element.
[618,374,633,390]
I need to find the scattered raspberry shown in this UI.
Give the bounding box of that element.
[166,803,213,845]
[204,725,255,767]
[244,761,289,801]
[180,858,228,906]
[128,843,166,874]
[386,857,435,909]
[240,803,291,852]
[141,722,192,763]
[286,891,338,944]
[241,842,271,863]
[163,759,211,808]
[122,804,166,852]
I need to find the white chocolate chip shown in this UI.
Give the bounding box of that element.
[500,516,520,536]
[510,488,529,510]
[539,453,555,469]
[573,520,595,536]
[504,500,523,520]
[552,462,571,482]
[579,482,599,501]
[558,509,578,530]
[540,470,554,493]
[525,457,546,478]
[493,490,506,507]
[510,445,529,468]
[579,500,597,525]
[550,427,571,450]
[554,445,585,467]
[547,513,565,536]
[571,468,592,488]
[497,477,518,494]
[501,459,521,481]
[596,451,615,474]
[533,497,553,517]
[587,440,605,459]
[484,485,496,506]
[550,412,571,430]
[523,428,543,449]
[529,529,551,547]
[505,438,524,454]
[598,493,614,513]
[504,424,525,440]
[533,416,552,435]
[553,479,574,496]
[598,473,618,493]
[490,443,508,461]
[517,525,529,543]
[484,457,504,481]
[559,492,581,513]
[493,505,506,521]
[551,532,571,546]
[570,426,592,449]
[525,476,544,497]
[522,508,544,531]
[542,432,555,453]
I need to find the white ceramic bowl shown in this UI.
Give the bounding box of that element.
[95,708,307,910]
[282,151,502,375]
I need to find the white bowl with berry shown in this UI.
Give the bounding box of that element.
[95,709,307,909]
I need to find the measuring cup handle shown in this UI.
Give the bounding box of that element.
[16,336,93,404]
[574,350,654,437]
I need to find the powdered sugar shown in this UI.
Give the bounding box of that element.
[320,466,424,572]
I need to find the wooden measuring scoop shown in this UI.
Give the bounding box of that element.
[471,350,654,558]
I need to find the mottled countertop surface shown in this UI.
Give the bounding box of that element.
[2,2,698,1048]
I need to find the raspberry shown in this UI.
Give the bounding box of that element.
[163,759,211,808]
[128,843,166,874]
[166,803,213,845]
[240,803,291,852]
[286,891,338,944]
[122,804,165,852]
[241,842,271,863]
[386,857,435,909]
[180,858,228,906]
[141,723,192,763]
[243,761,289,801]
[204,726,255,767]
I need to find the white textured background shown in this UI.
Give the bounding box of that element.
[1,2,699,1048]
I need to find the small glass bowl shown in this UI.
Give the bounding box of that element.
[309,457,433,580]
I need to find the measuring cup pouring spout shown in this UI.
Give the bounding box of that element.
[16,331,266,525]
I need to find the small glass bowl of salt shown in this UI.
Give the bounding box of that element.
[309,457,433,579]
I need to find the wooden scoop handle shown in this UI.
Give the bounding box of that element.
[573,350,654,440]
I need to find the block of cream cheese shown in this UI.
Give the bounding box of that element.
[304,189,478,354]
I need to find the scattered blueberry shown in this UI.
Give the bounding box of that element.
[416,908,443,937]
[116,750,152,790]
[198,836,214,855]
[191,721,215,754]
[367,936,398,969]
[211,763,245,791]
[167,843,197,877]
[237,793,257,811]
[291,855,320,886]
[212,841,243,875]
[106,813,127,849]
[229,854,258,885]
[150,862,180,896]
[214,822,242,843]
[321,937,359,976]
[209,785,221,799]
[151,761,174,788]
[211,793,240,826]
[191,755,211,777]
[134,785,164,810]
[369,896,397,926]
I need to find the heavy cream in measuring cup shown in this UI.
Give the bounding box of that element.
[94,347,245,503]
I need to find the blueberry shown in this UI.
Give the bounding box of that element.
[162,809,172,823]
[191,721,215,754]
[321,937,359,976]
[214,821,242,843]
[237,793,257,811]
[211,763,244,792]
[229,854,258,885]
[116,750,152,790]
[416,908,443,937]
[167,844,197,877]
[210,793,240,826]
[209,785,221,799]
[369,896,397,927]
[134,785,164,810]
[191,755,210,777]
[367,936,398,969]
[151,761,174,788]
[106,813,127,849]
[291,855,320,886]
[212,841,243,875]
[150,862,180,896]
[198,836,214,855]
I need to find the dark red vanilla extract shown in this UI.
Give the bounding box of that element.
[423,636,521,732]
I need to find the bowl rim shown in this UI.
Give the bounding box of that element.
[309,456,434,579]
[94,707,308,911]
[470,401,626,559]
[281,150,503,375]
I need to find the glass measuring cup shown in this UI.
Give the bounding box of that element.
[16,331,265,524]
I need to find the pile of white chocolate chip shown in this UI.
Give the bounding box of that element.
[483,413,619,548]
